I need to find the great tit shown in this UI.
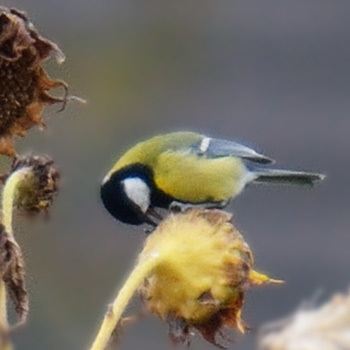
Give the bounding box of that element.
[101,132,324,226]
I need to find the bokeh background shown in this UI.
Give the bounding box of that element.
[1,1,349,349]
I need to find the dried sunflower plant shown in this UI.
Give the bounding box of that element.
[0,5,335,350]
[0,7,68,350]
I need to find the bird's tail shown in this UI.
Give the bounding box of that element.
[251,168,325,186]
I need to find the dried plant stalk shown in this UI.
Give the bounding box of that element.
[90,255,160,350]
[0,168,30,326]
[0,155,59,348]
[0,168,29,350]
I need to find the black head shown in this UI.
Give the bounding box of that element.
[100,164,155,225]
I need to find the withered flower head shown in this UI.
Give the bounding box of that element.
[89,209,281,350]
[7,154,60,215]
[138,209,282,348]
[0,7,67,156]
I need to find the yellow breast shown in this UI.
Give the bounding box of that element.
[154,151,246,203]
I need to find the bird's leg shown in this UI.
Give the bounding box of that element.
[169,200,230,213]
[169,202,195,213]
[147,207,163,221]
[212,199,230,209]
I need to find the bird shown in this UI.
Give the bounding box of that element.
[100,132,325,226]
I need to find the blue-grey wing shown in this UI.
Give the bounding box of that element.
[191,137,274,164]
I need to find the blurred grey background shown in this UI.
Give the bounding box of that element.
[1,1,349,349]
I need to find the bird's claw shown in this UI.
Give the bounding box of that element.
[169,200,230,213]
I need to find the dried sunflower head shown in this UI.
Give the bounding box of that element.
[139,209,281,347]
[6,154,60,215]
[0,7,67,156]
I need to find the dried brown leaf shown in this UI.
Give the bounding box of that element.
[0,224,28,325]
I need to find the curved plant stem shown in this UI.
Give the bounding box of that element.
[2,168,30,235]
[89,253,160,350]
[0,168,30,350]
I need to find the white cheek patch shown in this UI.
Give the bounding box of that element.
[199,137,211,153]
[122,177,151,213]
